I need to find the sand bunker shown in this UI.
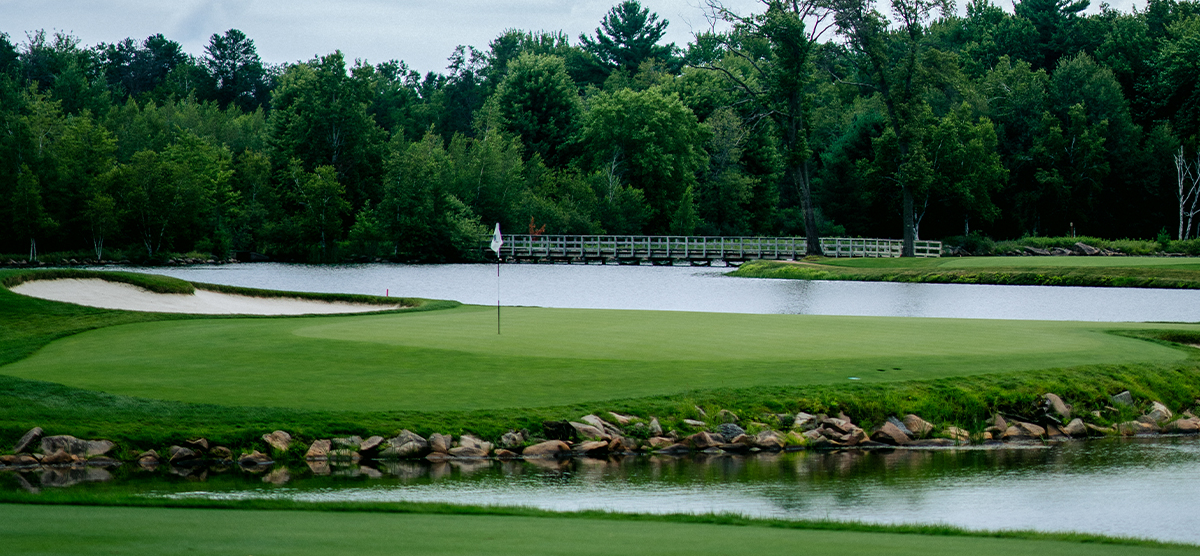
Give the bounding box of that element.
[10,278,398,315]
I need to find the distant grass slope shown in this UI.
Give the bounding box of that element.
[731,257,1200,288]
[2,504,1197,556]
[2,304,1194,412]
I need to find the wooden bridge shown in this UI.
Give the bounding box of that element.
[489,235,942,264]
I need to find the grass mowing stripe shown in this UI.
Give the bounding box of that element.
[1,305,1191,412]
[2,503,1197,556]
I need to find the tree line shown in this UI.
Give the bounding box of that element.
[2,0,1199,262]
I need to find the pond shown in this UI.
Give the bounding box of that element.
[5,437,1198,544]
[91,262,1200,322]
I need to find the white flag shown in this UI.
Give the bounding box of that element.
[490,223,503,256]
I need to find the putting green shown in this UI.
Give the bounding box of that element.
[1,305,1192,412]
[823,256,1200,270]
[1,505,1195,556]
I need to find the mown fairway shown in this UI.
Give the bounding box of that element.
[2,504,1196,556]
[1,304,1193,412]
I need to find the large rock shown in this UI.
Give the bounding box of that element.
[870,421,911,445]
[685,431,718,450]
[648,418,663,436]
[499,430,525,449]
[570,422,610,440]
[211,446,233,460]
[716,409,739,423]
[383,431,430,458]
[305,439,331,460]
[1145,401,1173,424]
[682,419,707,427]
[1110,391,1134,406]
[648,437,675,449]
[136,450,160,465]
[333,436,364,449]
[715,422,746,439]
[1024,246,1051,256]
[429,433,453,453]
[575,441,610,454]
[542,420,576,441]
[457,434,493,453]
[262,430,291,452]
[608,436,637,453]
[168,445,197,463]
[238,450,273,466]
[13,427,43,453]
[1074,242,1101,256]
[184,438,209,452]
[885,417,914,438]
[359,436,385,453]
[607,412,634,426]
[1118,420,1159,435]
[42,450,81,465]
[1015,421,1046,438]
[1043,393,1072,420]
[902,415,934,437]
[792,413,816,430]
[754,430,786,451]
[448,445,488,458]
[1164,417,1200,434]
[581,414,622,436]
[40,435,114,457]
[943,427,971,443]
[821,417,854,435]
[521,440,571,458]
[1063,419,1087,437]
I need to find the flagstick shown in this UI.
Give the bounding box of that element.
[496,257,501,335]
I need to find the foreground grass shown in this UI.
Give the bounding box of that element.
[731,257,1200,288]
[2,501,1196,555]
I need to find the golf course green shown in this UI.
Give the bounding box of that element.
[2,304,1194,412]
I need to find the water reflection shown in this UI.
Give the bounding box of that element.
[90,262,1200,321]
[4,437,1198,543]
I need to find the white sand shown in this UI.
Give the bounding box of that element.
[11,278,399,315]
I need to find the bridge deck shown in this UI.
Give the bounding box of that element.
[490,235,941,263]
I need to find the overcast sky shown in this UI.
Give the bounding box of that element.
[1,0,1143,75]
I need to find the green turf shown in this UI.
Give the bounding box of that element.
[820,256,1200,269]
[2,504,1195,556]
[1,303,1193,412]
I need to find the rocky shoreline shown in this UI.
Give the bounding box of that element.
[3,391,1198,478]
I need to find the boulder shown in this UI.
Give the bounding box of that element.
[902,415,934,437]
[1,454,19,467]
[211,446,233,460]
[499,430,525,449]
[715,422,746,440]
[792,413,817,430]
[1063,418,1087,437]
[694,406,708,417]
[13,427,43,453]
[238,450,273,466]
[1050,247,1073,256]
[648,437,675,449]
[168,445,197,463]
[359,436,385,453]
[305,439,332,460]
[992,414,1008,430]
[136,450,160,464]
[569,422,610,440]
[682,419,707,428]
[384,430,430,458]
[1015,421,1046,438]
[1145,401,1173,424]
[521,440,571,458]
[754,430,786,451]
[1086,424,1115,435]
[943,427,971,443]
[448,445,488,458]
[457,434,492,453]
[870,421,910,446]
[14,454,39,467]
[1164,417,1200,434]
[658,443,691,453]
[648,418,663,436]
[716,409,739,423]
[575,441,610,454]
[608,436,637,453]
[184,438,209,452]
[843,428,869,446]
[821,417,855,435]
[42,450,80,465]
[494,449,520,459]
[1117,420,1159,435]
[1110,391,1134,406]
[262,430,292,452]
[885,417,914,438]
[1043,393,1072,420]
[1045,424,1066,439]
[333,436,364,449]
[607,412,634,426]
[1024,246,1051,256]
[40,435,114,457]
[581,414,621,436]
[685,431,719,450]
[1074,242,1101,256]
[429,433,453,453]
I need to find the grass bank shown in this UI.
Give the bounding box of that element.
[1,501,1196,555]
[730,257,1200,289]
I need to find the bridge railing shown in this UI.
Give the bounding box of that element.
[490,235,941,259]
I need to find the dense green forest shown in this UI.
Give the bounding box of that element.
[2,0,1199,262]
